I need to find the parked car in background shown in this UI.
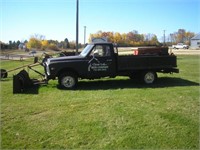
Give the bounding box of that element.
[172,43,189,49]
[29,50,37,56]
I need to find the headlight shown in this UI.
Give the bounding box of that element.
[45,62,50,76]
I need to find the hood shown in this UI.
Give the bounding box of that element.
[47,55,84,64]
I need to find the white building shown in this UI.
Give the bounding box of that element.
[191,33,200,49]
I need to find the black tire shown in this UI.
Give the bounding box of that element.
[142,71,157,84]
[58,72,78,89]
[0,69,8,79]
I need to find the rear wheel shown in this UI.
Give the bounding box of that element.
[142,71,157,84]
[58,72,78,89]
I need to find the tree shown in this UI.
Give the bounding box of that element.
[177,29,186,43]
[114,32,122,43]
[169,29,195,45]
[106,32,114,42]
[8,41,13,49]
[126,32,134,42]
[185,32,195,45]
[48,43,59,51]
[12,41,17,49]
[64,38,70,48]
[41,40,49,50]
[69,41,76,49]
[150,35,159,46]
[24,40,28,44]
[27,37,42,49]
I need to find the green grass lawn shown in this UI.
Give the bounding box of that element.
[0,55,199,149]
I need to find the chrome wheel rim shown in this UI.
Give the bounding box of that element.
[144,72,155,84]
[62,76,75,88]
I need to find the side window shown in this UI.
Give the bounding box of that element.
[90,45,111,57]
[104,45,111,56]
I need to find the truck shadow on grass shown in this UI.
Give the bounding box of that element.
[74,77,199,90]
[9,77,199,94]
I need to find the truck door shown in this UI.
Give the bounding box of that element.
[87,44,116,78]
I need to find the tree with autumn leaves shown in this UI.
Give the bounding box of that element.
[89,31,160,47]
[168,29,195,45]
[89,29,195,47]
[26,34,69,51]
[24,29,195,50]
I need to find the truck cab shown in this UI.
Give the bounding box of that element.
[80,43,117,78]
[44,42,117,88]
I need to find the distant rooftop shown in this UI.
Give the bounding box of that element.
[191,33,200,40]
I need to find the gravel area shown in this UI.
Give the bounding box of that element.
[169,49,200,55]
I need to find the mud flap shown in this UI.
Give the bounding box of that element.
[13,70,33,94]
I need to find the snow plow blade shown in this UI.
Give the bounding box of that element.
[13,70,33,93]
[13,70,47,94]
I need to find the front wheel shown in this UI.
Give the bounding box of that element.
[58,72,78,89]
[142,71,157,84]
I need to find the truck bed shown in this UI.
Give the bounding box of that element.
[117,55,178,72]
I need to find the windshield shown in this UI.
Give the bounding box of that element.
[80,44,94,57]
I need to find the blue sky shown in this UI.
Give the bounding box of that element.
[0,0,199,44]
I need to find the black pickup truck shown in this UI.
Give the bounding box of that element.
[43,42,179,89]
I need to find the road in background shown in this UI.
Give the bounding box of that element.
[1,48,200,60]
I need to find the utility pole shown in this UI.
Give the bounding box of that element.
[163,30,166,46]
[84,26,86,45]
[76,0,79,54]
